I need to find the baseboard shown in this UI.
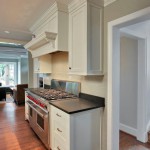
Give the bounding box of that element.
[120,123,137,137]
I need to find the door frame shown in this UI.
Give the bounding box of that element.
[107,6,150,150]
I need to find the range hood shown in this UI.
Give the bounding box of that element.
[24,32,58,57]
[24,32,57,50]
[24,1,68,58]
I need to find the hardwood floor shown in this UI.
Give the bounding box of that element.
[0,103,47,150]
[120,131,150,150]
[2,102,150,150]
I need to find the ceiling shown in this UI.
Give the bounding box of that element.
[0,0,116,43]
[0,0,56,43]
[120,20,150,39]
[0,0,57,58]
[0,0,116,59]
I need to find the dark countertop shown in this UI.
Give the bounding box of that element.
[24,88,30,91]
[49,93,105,114]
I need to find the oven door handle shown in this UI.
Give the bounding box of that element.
[26,101,48,118]
[26,101,48,114]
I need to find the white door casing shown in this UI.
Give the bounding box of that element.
[107,6,150,150]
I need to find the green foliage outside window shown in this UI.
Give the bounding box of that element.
[0,64,6,76]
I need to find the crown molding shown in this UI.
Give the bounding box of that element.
[0,38,28,45]
[30,1,68,33]
[104,0,117,7]
[69,0,102,12]
[69,0,116,10]
[24,31,57,50]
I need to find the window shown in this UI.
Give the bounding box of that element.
[0,63,16,86]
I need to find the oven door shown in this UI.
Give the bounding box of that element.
[26,101,49,149]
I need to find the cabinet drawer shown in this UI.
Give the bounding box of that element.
[53,133,66,150]
[51,106,69,124]
[53,119,67,140]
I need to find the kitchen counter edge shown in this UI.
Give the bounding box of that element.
[49,93,105,114]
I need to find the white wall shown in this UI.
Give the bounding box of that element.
[122,21,150,132]
[120,36,138,135]
[18,61,21,84]
[20,57,28,84]
[146,35,150,130]
[51,52,105,97]
[28,52,34,88]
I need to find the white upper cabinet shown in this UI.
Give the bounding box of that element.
[25,2,68,58]
[34,54,52,73]
[68,0,103,75]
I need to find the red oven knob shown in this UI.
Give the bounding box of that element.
[40,103,45,108]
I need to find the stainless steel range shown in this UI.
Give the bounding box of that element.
[26,81,80,150]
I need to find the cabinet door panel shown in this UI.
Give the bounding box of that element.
[34,58,40,73]
[69,6,87,74]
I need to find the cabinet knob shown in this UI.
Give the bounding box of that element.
[69,67,71,70]
[57,146,61,150]
[56,113,61,117]
[57,128,62,133]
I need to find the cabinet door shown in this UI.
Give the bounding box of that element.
[33,58,40,73]
[38,55,52,73]
[69,5,87,75]
[33,55,51,73]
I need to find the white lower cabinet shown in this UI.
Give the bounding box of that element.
[50,105,102,150]
[25,91,29,120]
[33,54,52,73]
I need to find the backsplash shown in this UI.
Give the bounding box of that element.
[43,74,51,85]
[51,79,80,96]
[50,52,106,97]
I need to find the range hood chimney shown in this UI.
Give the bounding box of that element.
[24,2,68,58]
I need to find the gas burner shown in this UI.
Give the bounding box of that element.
[30,88,76,101]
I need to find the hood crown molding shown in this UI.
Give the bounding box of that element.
[104,0,117,6]
[69,0,102,11]
[68,0,116,9]
[24,31,57,50]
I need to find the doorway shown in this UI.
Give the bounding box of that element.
[119,36,138,137]
[107,7,150,150]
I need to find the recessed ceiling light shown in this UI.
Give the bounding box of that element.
[4,31,10,34]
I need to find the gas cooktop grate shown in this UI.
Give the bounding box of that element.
[30,88,76,100]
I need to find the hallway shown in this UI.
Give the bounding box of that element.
[0,103,46,150]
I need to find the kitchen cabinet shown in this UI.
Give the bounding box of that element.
[68,0,103,75]
[50,105,102,150]
[33,54,51,73]
[25,91,29,120]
